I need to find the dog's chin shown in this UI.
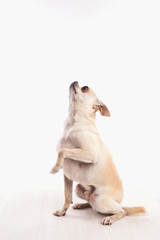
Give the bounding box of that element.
[69,87,78,103]
[69,85,77,95]
[69,89,76,103]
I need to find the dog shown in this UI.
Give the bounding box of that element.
[50,81,145,225]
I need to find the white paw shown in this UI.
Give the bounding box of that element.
[53,209,66,216]
[101,216,113,225]
[72,203,82,209]
[50,165,61,174]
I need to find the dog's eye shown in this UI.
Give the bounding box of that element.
[81,86,89,92]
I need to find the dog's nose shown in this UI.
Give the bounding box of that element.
[70,81,78,89]
[72,81,78,86]
[70,81,78,93]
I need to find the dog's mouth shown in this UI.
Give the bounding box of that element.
[70,81,78,94]
[72,84,77,94]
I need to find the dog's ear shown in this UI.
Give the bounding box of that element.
[93,101,110,117]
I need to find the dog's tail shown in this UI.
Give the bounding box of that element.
[122,206,146,215]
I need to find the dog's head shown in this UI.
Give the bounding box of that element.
[69,81,110,117]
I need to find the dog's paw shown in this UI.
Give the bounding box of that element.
[101,216,113,225]
[72,203,83,209]
[53,209,66,216]
[50,165,61,174]
[72,202,91,209]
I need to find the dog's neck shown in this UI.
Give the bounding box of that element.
[64,104,97,131]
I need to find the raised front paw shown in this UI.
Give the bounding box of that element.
[53,209,66,216]
[50,164,61,174]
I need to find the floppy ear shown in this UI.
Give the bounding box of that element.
[93,101,110,117]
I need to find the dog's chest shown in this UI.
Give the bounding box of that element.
[62,158,92,184]
[58,127,95,184]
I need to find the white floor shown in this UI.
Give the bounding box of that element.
[0,190,160,240]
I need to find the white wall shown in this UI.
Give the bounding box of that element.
[0,0,160,197]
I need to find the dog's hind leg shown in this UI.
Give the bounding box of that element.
[75,184,88,200]
[72,202,91,209]
[89,193,126,225]
[72,184,95,209]
[101,210,127,225]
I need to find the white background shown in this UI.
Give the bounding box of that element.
[0,0,160,197]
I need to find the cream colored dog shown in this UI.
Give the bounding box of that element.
[50,81,145,225]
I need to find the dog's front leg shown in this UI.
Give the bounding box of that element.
[50,148,96,174]
[53,174,73,217]
[50,150,65,174]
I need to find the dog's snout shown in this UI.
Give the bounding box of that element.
[71,81,78,86]
[70,81,78,94]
